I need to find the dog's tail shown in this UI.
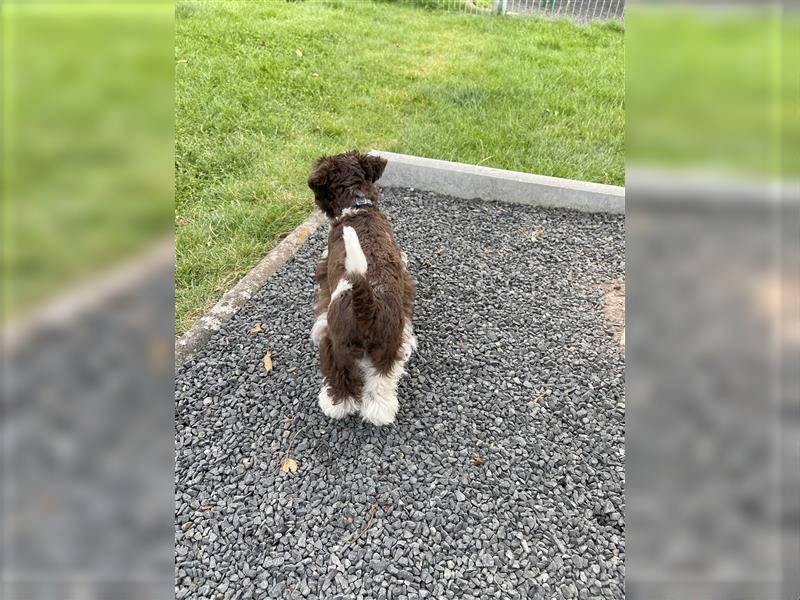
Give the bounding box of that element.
[343,226,367,276]
[342,226,376,324]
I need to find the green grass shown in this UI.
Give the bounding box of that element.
[175,1,624,334]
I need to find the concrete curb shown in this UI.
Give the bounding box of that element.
[175,211,327,369]
[370,150,625,214]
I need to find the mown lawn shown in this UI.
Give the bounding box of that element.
[175,1,624,333]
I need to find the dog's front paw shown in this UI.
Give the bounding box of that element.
[318,385,357,420]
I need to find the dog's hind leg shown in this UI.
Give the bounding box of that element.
[358,359,401,426]
[358,321,416,426]
[317,338,360,420]
[318,384,358,420]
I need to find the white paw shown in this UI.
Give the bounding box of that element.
[318,385,357,420]
[310,313,328,346]
[360,391,399,426]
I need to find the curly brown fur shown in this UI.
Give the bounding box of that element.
[308,151,416,426]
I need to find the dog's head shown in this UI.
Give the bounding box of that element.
[308,150,387,218]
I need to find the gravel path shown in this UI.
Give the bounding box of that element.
[175,188,625,600]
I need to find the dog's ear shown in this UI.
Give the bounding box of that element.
[308,155,333,193]
[358,153,387,183]
[308,156,335,216]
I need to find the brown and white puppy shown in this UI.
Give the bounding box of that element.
[308,150,416,426]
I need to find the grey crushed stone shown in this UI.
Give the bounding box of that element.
[175,187,625,599]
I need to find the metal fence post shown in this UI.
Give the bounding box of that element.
[492,0,508,14]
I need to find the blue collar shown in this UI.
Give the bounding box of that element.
[352,197,374,208]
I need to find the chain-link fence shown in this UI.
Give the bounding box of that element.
[407,0,624,22]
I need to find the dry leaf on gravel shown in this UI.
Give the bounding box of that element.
[280,457,298,473]
[263,351,273,373]
[531,388,551,405]
[250,323,262,333]
[472,455,484,466]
